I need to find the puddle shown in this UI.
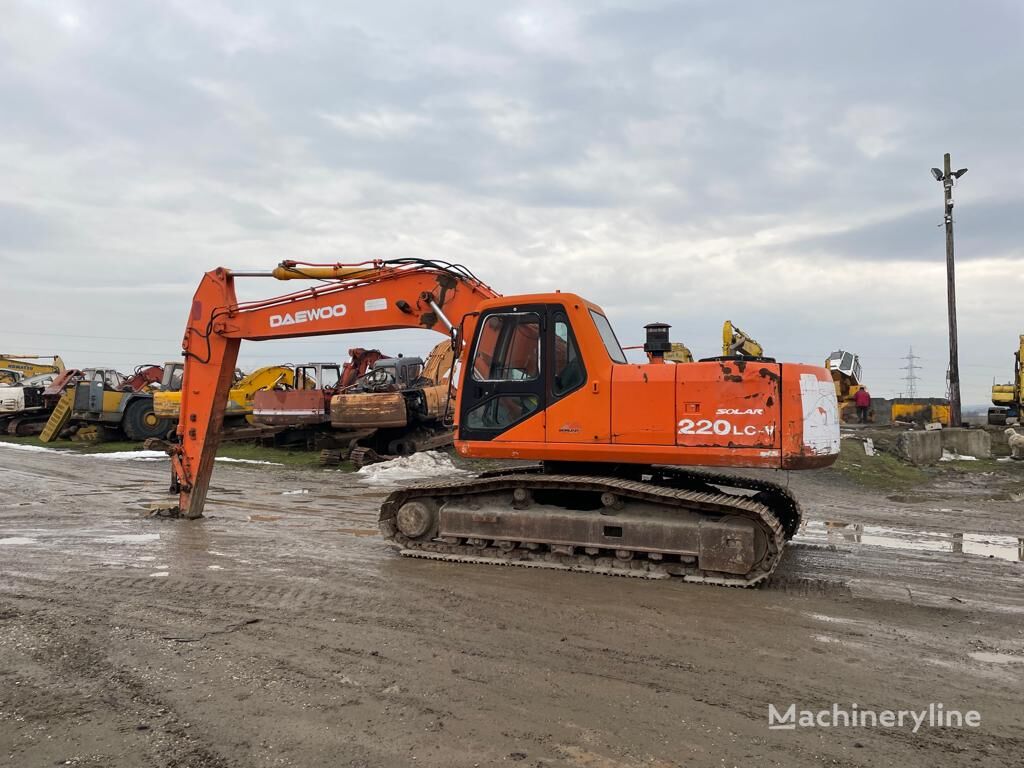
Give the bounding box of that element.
[797,521,1024,562]
[98,533,160,544]
[969,652,1024,664]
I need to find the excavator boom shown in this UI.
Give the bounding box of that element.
[172,259,499,517]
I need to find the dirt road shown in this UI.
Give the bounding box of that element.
[1,442,1022,767]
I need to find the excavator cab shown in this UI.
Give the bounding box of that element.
[459,304,591,440]
[456,295,839,472]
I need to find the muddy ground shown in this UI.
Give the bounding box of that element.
[1,439,1022,767]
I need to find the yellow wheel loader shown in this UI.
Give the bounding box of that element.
[154,363,293,424]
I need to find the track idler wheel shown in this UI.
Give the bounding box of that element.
[395,499,437,540]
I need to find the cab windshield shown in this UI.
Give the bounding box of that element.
[589,310,627,363]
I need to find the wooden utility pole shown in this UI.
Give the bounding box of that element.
[941,152,962,427]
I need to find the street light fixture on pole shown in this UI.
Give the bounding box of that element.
[929,153,967,427]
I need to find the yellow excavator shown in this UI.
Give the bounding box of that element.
[154,364,294,424]
[722,321,764,357]
[0,355,64,385]
[825,350,865,422]
[990,335,1024,425]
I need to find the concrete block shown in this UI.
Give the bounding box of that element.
[940,428,992,459]
[895,430,943,466]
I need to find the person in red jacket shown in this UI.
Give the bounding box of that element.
[853,387,871,424]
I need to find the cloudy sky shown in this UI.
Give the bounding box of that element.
[2,0,1022,404]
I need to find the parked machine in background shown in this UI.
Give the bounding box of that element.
[251,361,344,430]
[990,335,1024,425]
[825,350,866,423]
[162,258,840,588]
[0,354,64,385]
[0,371,64,435]
[40,365,173,442]
[721,321,764,358]
[155,363,294,425]
[328,340,457,465]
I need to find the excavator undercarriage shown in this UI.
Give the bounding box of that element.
[380,464,800,587]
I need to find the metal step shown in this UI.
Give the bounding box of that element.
[39,390,75,443]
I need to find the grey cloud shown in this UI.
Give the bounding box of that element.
[0,202,65,249]
[0,0,1022,404]
[783,198,1024,262]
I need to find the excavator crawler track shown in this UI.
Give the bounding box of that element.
[379,470,793,588]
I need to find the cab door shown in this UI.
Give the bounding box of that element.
[459,307,546,442]
[75,370,105,413]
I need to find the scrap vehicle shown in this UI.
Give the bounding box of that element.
[0,354,64,386]
[990,335,1024,425]
[155,363,294,424]
[40,365,173,442]
[248,349,388,434]
[329,339,457,465]
[162,259,840,588]
[251,361,344,431]
[247,345,455,464]
[825,350,866,422]
[721,320,764,358]
[0,370,64,435]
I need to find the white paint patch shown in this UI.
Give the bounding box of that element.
[799,373,840,456]
[357,451,466,485]
[0,536,37,545]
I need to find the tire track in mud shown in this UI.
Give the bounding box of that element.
[0,594,236,768]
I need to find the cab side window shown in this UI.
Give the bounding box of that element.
[471,313,541,382]
[553,314,585,396]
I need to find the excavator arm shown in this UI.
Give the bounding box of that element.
[172,259,499,518]
[722,320,764,358]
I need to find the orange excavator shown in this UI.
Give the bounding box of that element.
[168,259,840,586]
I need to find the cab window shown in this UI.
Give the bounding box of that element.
[553,314,585,396]
[471,313,541,382]
[589,310,627,364]
[321,367,340,389]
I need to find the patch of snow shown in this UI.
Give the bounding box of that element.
[207,564,224,570]
[940,449,978,462]
[89,450,167,461]
[356,451,466,485]
[216,457,281,465]
[281,489,309,495]
[0,536,37,545]
[0,441,61,453]
[149,571,169,578]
